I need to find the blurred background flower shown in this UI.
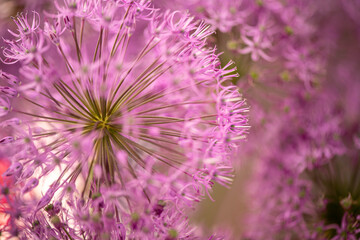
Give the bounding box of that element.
[153,0,360,239]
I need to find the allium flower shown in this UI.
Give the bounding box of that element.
[238,34,273,62]
[0,1,248,239]
[8,11,40,40]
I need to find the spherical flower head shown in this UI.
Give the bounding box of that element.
[0,1,249,239]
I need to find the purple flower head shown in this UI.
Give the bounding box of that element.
[0,1,248,238]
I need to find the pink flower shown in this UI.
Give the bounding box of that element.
[8,11,40,41]
[0,2,248,238]
[238,34,274,62]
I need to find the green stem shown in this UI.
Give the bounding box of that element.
[62,226,74,240]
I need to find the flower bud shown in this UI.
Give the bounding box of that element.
[340,193,353,210]
[0,71,20,85]
[22,178,39,194]
[64,16,73,30]
[0,86,18,98]
[0,136,14,144]
[153,200,166,216]
[0,97,10,117]
[3,162,23,177]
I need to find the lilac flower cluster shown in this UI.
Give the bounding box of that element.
[156,0,326,88]
[0,1,249,239]
[242,1,360,238]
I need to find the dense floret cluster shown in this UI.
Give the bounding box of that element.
[0,1,248,239]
